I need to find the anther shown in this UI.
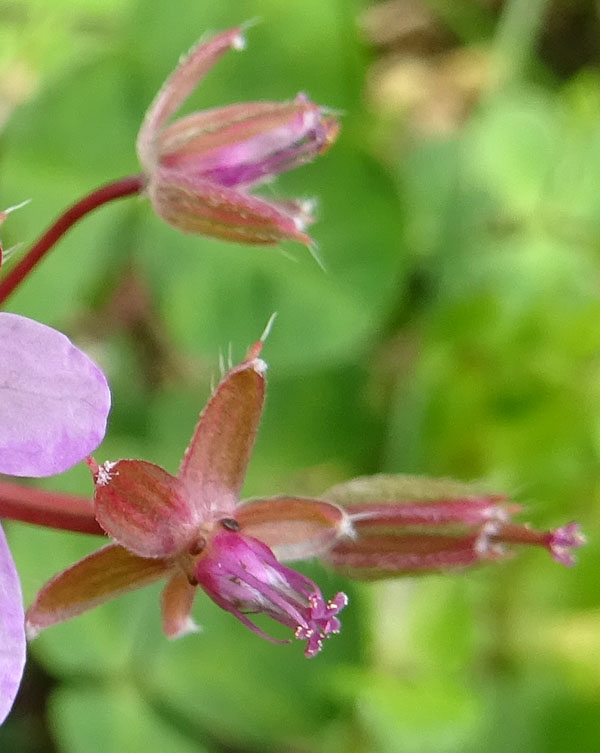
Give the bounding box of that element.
[220,518,241,532]
[188,536,207,556]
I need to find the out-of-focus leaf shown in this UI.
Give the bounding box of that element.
[50,684,209,753]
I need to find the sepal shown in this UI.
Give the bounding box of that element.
[26,544,172,637]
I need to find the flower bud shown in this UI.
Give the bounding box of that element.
[322,475,585,578]
[137,28,339,248]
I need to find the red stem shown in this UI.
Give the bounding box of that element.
[0,174,145,304]
[0,480,103,536]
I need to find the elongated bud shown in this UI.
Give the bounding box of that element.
[321,475,585,578]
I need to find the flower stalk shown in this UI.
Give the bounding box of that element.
[0,480,101,536]
[0,175,144,304]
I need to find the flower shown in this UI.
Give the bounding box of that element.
[26,331,349,657]
[136,25,339,248]
[25,330,584,658]
[0,203,111,723]
[194,530,347,658]
[0,316,110,721]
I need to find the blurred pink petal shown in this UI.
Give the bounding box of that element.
[137,27,245,168]
[0,313,111,477]
[148,167,312,245]
[0,522,25,725]
[158,96,339,189]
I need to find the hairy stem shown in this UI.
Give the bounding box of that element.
[0,480,103,536]
[0,174,145,304]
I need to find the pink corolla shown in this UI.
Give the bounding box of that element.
[137,25,339,248]
[0,310,110,722]
[0,313,110,721]
[25,334,584,657]
[0,205,111,722]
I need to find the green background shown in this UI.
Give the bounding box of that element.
[0,0,597,751]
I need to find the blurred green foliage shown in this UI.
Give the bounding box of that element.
[1,0,599,751]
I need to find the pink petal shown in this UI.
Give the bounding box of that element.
[26,543,172,637]
[137,27,245,168]
[158,96,339,189]
[237,496,349,561]
[0,522,25,725]
[158,101,311,161]
[193,530,347,655]
[160,573,198,639]
[92,460,198,558]
[178,353,266,517]
[547,522,586,567]
[147,167,312,246]
[0,313,111,478]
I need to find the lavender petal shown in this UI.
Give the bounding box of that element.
[0,522,25,725]
[0,313,111,477]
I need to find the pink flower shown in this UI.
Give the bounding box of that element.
[0,203,111,723]
[194,530,347,657]
[136,26,339,248]
[26,332,349,657]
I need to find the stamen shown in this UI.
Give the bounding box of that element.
[188,536,207,555]
[220,517,241,532]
